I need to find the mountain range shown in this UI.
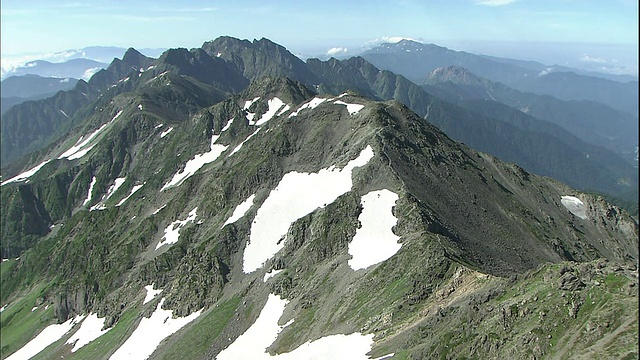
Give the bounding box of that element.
[360,40,639,117]
[3,38,637,208]
[0,36,637,359]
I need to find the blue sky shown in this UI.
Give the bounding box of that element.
[1,0,638,74]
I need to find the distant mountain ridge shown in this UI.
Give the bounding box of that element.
[361,40,639,116]
[423,65,639,161]
[1,46,166,80]
[1,58,107,81]
[1,75,79,115]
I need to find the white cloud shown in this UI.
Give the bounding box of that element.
[579,55,611,64]
[82,67,103,81]
[326,47,348,56]
[473,0,517,6]
[363,36,422,49]
[381,36,418,43]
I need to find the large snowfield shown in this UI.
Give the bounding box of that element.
[243,145,375,273]
[216,294,391,360]
[348,189,401,270]
[65,313,112,352]
[6,316,84,360]
[109,298,201,360]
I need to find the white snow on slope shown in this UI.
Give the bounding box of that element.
[263,269,283,281]
[90,177,126,211]
[276,104,291,116]
[333,100,365,115]
[229,128,261,156]
[152,204,167,215]
[348,190,401,270]
[253,97,286,126]
[82,177,97,207]
[160,127,173,138]
[288,97,327,118]
[143,284,163,304]
[160,133,228,191]
[89,178,127,211]
[66,313,112,352]
[1,159,52,186]
[221,118,234,132]
[6,316,84,360]
[58,110,123,160]
[115,183,144,207]
[109,298,201,360]
[244,96,261,122]
[155,208,198,250]
[223,194,256,227]
[216,293,390,360]
[243,145,374,273]
[561,195,588,219]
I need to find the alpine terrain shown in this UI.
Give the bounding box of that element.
[1,37,638,360]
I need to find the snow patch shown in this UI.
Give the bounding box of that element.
[252,97,286,126]
[152,204,167,215]
[243,97,261,122]
[217,294,388,360]
[115,183,144,207]
[5,316,84,360]
[348,190,401,270]
[229,128,260,156]
[561,196,588,219]
[109,298,200,360]
[288,97,327,118]
[276,104,291,116]
[1,159,52,186]
[143,284,163,304]
[138,104,143,110]
[263,269,284,281]
[58,110,123,161]
[223,194,256,227]
[82,177,97,207]
[221,117,234,132]
[155,208,198,250]
[90,177,126,211]
[59,109,69,117]
[155,123,164,129]
[160,127,173,138]
[333,100,365,115]
[66,313,112,352]
[243,145,374,273]
[160,132,228,191]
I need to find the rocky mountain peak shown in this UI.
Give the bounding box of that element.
[425,65,485,86]
[121,47,152,68]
